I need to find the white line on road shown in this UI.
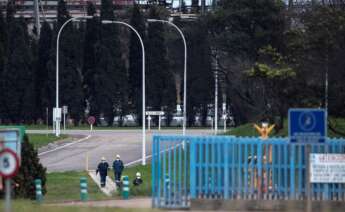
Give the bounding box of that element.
[124,142,182,167]
[38,135,92,156]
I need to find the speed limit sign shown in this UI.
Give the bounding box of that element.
[0,148,20,179]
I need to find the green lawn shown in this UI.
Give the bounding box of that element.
[45,171,111,202]
[109,164,152,197]
[28,134,68,149]
[227,117,345,138]
[44,165,152,203]
[0,200,156,212]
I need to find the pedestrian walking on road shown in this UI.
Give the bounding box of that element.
[96,157,109,187]
[113,154,124,187]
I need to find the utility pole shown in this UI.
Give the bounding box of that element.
[33,0,41,36]
[214,53,219,135]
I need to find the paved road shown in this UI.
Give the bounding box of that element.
[28,129,211,172]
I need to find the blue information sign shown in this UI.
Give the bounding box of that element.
[289,109,327,143]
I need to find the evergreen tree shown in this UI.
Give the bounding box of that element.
[56,0,84,124]
[82,2,98,119]
[2,14,35,123]
[146,6,173,114]
[36,22,53,122]
[128,4,145,125]
[0,8,6,121]
[185,20,213,126]
[92,0,126,125]
[13,134,47,199]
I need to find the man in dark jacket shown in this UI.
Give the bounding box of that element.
[96,157,109,187]
[113,154,124,187]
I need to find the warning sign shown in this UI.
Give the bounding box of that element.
[310,154,345,183]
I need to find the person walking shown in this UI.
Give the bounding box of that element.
[96,157,109,187]
[113,154,124,187]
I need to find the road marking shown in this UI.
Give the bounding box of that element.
[124,143,182,167]
[38,135,92,156]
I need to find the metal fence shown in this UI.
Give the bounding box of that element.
[152,135,345,208]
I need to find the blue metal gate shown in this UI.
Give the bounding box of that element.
[152,135,191,209]
[152,135,345,208]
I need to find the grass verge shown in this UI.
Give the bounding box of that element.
[227,118,345,138]
[28,134,68,149]
[107,164,152,197]
[44,165,152,203]
[45,171,111,202]
[0,200,156,212]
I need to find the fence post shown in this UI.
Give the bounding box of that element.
[257,141,263,199]
[224,140,229,199]
[122,176,130,199]
[290,145,295,200]
[190,140,196,199]
[80,177,88,201]
[35,179,43,203]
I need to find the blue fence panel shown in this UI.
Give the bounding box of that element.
[152,135,345,208]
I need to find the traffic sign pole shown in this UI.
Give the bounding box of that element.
[5,179,11,212]
[87,116,96,134]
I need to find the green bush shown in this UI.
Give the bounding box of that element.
[12,134,47,199]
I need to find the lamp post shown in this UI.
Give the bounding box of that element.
[147,19,187,137]
[55,16,92,137]
[101,20,147,165]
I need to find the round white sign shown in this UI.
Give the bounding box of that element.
[0,149,19,179]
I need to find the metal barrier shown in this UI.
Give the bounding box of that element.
[152,135,345,208]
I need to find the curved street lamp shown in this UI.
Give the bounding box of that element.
[147,19,188,137]
[55,16,93,137]
[101,20,147,165]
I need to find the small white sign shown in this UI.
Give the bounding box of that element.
[62,106,68,114]
[53,108,62,121]
[146,111,164,116]
[310,154,345,183]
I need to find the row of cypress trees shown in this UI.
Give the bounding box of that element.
[0,0,214,126]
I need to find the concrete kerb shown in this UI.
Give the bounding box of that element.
[46,198,152,208]
[88,170,116,197]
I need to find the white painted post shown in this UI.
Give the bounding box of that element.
[148,116,151,131]
[158,115,161,131]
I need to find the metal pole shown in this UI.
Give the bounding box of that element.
[46,107,48,136]
[63,112,66,131]
[214,51,218,135]
[56,16,92,137]
[148,116,151,131]
[101,20,146,165]
[224,117,226,133]
[325,60,328,123]
[5,179,11,212]
[33,0,40,36]
[147,19,187,137]
[158,115,161,131]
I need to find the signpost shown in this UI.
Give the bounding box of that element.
[222,103,227,132]
[87,116,96,133]
[53,107,62,137]
[62,106,68,131]
[0,149,20,179]
[145,111,164,131]
[0,128,23,212]
[310,154,345,183]
[289,108,326,143]
[289,108,327,207]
